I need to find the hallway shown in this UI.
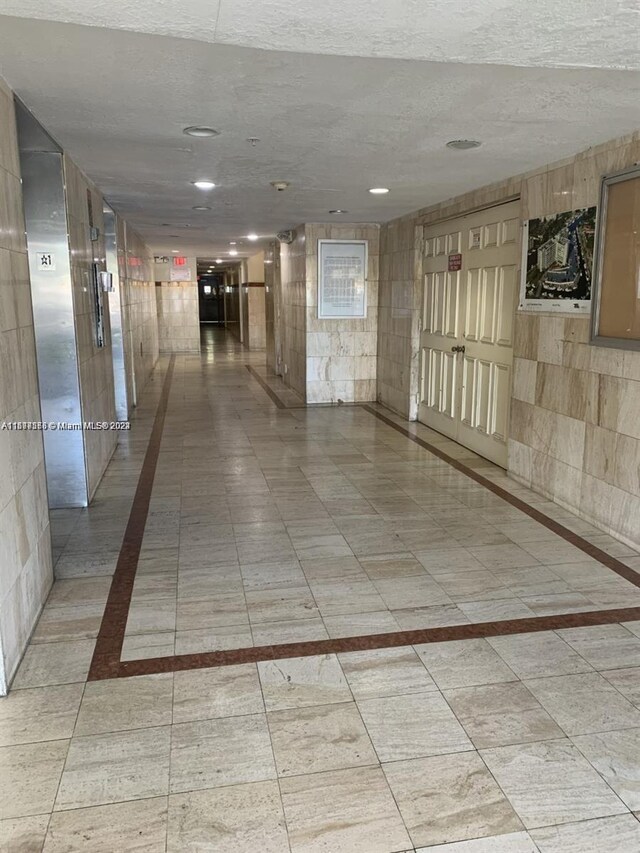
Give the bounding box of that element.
[2,329,640,851]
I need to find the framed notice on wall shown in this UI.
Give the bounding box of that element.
[519,206,597,314]
[318,239,367,319]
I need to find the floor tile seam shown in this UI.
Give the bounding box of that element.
[51,791,171,817]
[399,674,536,836]
[548,625,635,676]
[254,658,295,853]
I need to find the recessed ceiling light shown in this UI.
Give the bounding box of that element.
[192,206,211,211]
[183,126,220,138]
[247,233,259,241]
[229,241,237,245]
[172,250,180,253]
[446,139,482,150]
[369,187,389,195]
[215,258,223,263]
[192,180,216,190]
[329,209,347,214]
[229,250,238,256]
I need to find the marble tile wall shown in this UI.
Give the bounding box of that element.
[377,216,421,419]
[117,220,159,408]
[247,286,267,350]
[278,227,307,399]
[305,223,380,404]
[63,159,119,499]
[376,131,640,549]
[155,282,199,354]
[264,242,278,371]
[240,252,267,350]
[224,268,241,342]
[0,78,53,692]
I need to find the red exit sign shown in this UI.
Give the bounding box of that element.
[173,256,187,266]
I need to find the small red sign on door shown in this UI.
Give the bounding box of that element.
[448,253,462,271]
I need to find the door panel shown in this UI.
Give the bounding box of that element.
[419,200,520,467]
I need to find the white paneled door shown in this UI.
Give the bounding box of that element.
[419,201,520,467]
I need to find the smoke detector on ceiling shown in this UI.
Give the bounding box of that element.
[183,126,220,138]
[446,139,482,150]
[270,181,290,192]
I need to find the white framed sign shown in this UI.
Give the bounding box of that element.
[318,239,367,319]
[36,251,56,271]
[170,265,192,281]
[519,206,596,314]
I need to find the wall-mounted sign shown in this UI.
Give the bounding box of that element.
[170,261,192,282]
[36,252,56,270]
[470,228,482,249]
[318,239,367,319]
[519,206,596,313]
[448,253,462,271]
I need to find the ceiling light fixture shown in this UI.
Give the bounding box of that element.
[192,206,211,211]
[329,209,347,214]
[247,233,259,241]
[446,139,482,150]
[192,180,216,190]
[229,241,237,245]
[369,187,389,195]
[229,250,238,256]
[172,250,180,253]
[183,126,220,138]
[215,258,223,263]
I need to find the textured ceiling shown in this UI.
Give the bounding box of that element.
[1,0,639,69]
[0,14,638,256]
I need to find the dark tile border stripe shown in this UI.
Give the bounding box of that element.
[112,606,640,677]
[88,355,176,681]
[361,405,640,589]
[87,358,640,681]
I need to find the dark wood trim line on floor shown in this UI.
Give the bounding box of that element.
[88,358,640,681]
[112,606,640,677]
[88,355,176,681]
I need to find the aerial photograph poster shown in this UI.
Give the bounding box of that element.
[520,206,597,313]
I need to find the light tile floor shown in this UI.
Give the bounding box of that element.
[1,328,640,851]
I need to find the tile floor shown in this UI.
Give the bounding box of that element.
[1,328,640,851]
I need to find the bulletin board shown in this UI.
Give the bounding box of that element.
[591,166,640,349]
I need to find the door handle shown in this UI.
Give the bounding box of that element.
[451,345,466,354]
